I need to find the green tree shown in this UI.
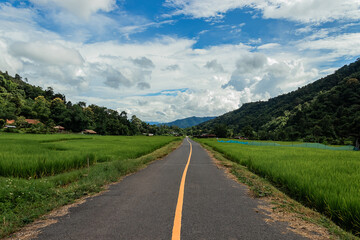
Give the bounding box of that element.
[0,119,5,128]
[65,104,90,132]
[214,124,228,138]
[50,97,67,125]
[84,107,95,129]
[20,99,36,118]
[257,130,269,140]
[0,75,18,93]
[320,115,335,138]
[33,96,50,123]
[312,125,322,141]
[16,116,28,128]
[131,115,143,134]
[242,125,254,139]
[0,98,17,119]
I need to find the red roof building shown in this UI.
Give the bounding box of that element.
[54,125,65,130]
[83,129,97,134]
[6,119,15,125]
[25,119,40,125]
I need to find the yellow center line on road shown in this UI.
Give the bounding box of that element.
[172,137,192,240]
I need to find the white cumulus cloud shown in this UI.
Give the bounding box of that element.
[297,33,360,58]
[165,0,360,23]
[224,53,319,98]
[10,42,84,66]
[31,0,116,19]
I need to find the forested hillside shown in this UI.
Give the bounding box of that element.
[198,59,360,145]
[0,71,182,135]
[165,116,215,128]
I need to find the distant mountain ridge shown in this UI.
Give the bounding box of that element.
[165,116,215,128]
[198,59,360,145]
[159,116,216,128]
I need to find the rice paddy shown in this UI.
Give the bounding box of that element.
[0,133,181,238]
[197,138,360,235]
[0,133,178,178]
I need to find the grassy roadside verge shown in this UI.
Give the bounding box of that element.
[197,140,358,240]
[1,138,183,239]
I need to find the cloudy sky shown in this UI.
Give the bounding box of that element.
[1,0,359,122]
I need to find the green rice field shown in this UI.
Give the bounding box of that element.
[197,138,360,235]
[0,133,177,178]
[0,133,180,237]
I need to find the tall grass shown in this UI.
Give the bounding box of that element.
[197,138,360,236]
[0,133,178,178]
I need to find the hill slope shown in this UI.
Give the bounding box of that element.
[165,116,216,128]
[199,59,360,144]
[0,71,136,134]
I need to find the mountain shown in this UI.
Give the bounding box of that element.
[198,59,360,145]
[165,116,216,128]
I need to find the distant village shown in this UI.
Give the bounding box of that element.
[3,119,97,134]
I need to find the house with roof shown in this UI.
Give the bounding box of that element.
[82,129,97,134]
[54,125,66,133]
[3,119,41,129]
[25,119,40,125]
[4,119,16,128]
[6,119,15,125]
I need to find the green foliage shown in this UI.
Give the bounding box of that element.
[241,125,254,138]
[214,124,228,138]
[15,116,27,128]
[0,119,5,128]
[198,138,360,236]
[0,97,17,120]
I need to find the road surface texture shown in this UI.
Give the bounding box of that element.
[35,138,307,240]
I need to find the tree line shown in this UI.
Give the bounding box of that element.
[0,71,183,136]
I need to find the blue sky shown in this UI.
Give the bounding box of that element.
[0,0,359,121]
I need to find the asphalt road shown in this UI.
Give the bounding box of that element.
[35,138,307,240]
